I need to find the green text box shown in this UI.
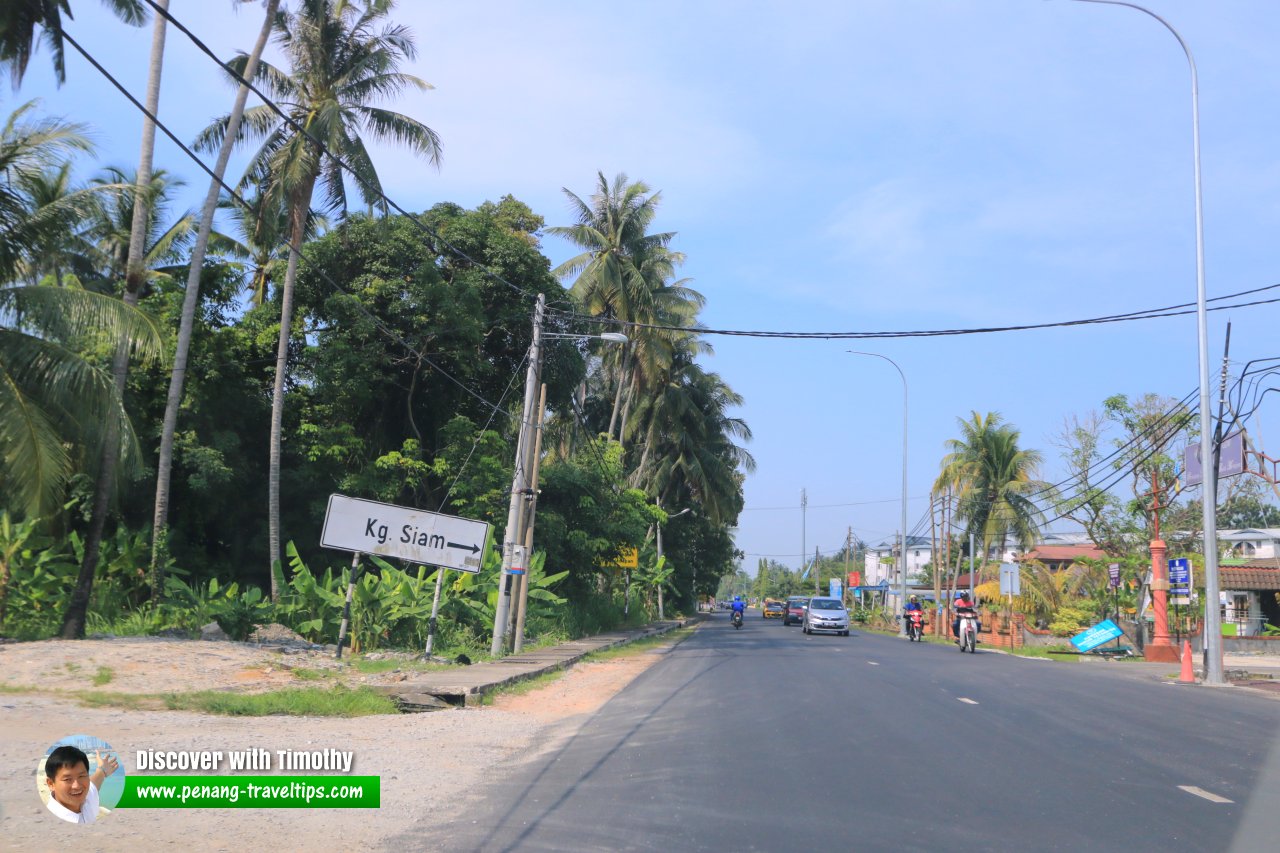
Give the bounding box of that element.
[116,776,380,808]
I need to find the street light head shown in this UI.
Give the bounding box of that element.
[599,332,629,344]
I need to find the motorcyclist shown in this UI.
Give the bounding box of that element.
[904,594,922,615]
[731,595,746,616]
[952,591,977,640]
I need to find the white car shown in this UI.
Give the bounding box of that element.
[803,597,850,636]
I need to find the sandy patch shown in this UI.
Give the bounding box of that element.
[0,635,676,852]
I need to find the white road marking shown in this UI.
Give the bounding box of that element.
[957,698,979,705]
[1178,786,1233,804]
[867,661,880,666]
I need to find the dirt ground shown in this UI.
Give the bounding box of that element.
[0,633,673,852]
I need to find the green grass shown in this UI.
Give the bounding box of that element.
[160,686,398,717]
[75,690,162,710]
[290,667,331,681]
[92,666,114,686]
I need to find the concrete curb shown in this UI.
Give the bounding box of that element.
[372,616,701,709]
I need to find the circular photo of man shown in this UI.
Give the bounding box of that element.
[37,735,125,825]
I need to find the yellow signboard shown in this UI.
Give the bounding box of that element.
[604,547,639,569]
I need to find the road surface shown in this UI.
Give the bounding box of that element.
[411,611,1280,852]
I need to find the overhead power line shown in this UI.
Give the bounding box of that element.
[563,283,1280,341]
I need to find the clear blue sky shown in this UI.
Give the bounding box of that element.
[14,1,1280,572]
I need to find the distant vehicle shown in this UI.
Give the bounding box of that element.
[803,597,850,636]
[783,597,809,626]
[763,601,785,619]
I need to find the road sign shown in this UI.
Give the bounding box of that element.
[603,547,639,569]
[1108,563,1121,590]
[1169,557,1193,605]
[1184,431,1245,486]
[320,494,489,573]
[829,579,842,600]
[1070,619,1124,653]
[999,562,1020,596]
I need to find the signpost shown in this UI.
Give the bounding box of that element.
[999,562,1020,639]
[1184,431,1245,486]
[1070,619,1125,653]
[321,494,489,573]
[1108,563,1122,651]
[1169,557,1192,605]
[320,494,490,659]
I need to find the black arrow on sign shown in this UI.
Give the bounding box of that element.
[447,541,481,554]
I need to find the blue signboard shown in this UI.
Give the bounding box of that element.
[829,579,842,600]
[1070,619,1125,652]
[1168,557,1192,603]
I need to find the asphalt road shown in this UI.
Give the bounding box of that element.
[416,611,1280,852]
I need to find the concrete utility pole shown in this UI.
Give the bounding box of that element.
[511,383,548,653]
[490,295,545,656]
[801,488,807,588]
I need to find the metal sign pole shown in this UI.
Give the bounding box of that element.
[424,566,446,658]
[336,551,361,660]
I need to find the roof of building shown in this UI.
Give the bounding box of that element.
[870,535,932,551]
[1219,566,1280,591]
[1017,544,1106,563]
[1216,528,1280,541]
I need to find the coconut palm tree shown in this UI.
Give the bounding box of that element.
[548,173,684,440]
[214,190,325,306]
[71,0,169,639]
[150,0,280,588]
[0,0,146,87]
[934,411,1052,572]
[630,340,755,526]
[0,100,99,283]
[0,284,161,520]
[0,101,160,521]
[193,0,441,585]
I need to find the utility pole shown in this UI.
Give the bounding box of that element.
[969,531,975,602]
[490,294,544,656]
[801,487,807,588]
[511,383,548,653]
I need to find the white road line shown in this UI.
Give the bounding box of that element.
[1178,786,1234,804]
[957,698,979,705]
[867,661,880,666]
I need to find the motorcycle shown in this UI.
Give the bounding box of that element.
[905,610,924,642]
[957,611,979,653]
[732,609,744,629]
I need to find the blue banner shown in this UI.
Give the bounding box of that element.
[1070,619,1124,652]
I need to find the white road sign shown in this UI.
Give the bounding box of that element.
[320,494,489,573]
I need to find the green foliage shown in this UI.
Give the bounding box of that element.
[1049,604,1097,637]
[161,577,272,641]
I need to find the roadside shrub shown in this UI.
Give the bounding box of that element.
[1049,604,1096,637]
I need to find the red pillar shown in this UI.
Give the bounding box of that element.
[1145,537,1179,662]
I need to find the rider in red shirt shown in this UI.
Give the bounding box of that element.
[952,591,977,639]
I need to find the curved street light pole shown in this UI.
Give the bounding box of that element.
[850,351,909,637]
[1069,0,1222,683]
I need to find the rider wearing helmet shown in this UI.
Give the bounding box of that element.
[952,591,977,639]
[904,594,922,614]
[730,595,746,616]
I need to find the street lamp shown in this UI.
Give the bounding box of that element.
[490,294,626,655]
[655,505,693,620]
[848,351,909,637]
[1065,0,1223,683]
